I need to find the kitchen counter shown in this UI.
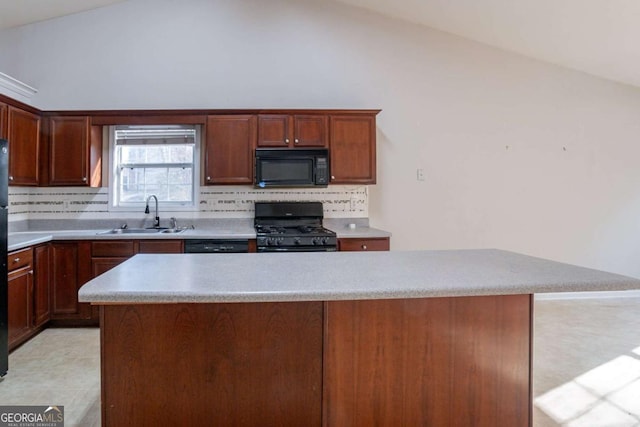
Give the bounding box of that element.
[8,220,390,251]
[87,248,638,426]
[78,248,640,303]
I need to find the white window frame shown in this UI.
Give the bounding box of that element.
[108,125,201,212]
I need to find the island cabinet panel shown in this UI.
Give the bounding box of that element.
[204,115,256,185]
[101,302,323,427]
[323,295,532,427]
[329,115,376,184]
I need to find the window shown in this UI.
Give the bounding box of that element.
[109,125,200,211]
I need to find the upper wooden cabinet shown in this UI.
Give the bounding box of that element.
[258,114,327,148]
[46,116,102,186]
[0,101,7,139]
[7,106,40,186]
[204,115,256,185]
[329,115,377,184]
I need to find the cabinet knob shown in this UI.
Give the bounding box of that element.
[82,177,87,182]
[362,245,367,250]
[285,139,289,144]
[13,257,20,263]
[331,175,335,180]
[206,176,211,181]
[28,270,34,275]
[294,139,299,144]
[9,176,13,181]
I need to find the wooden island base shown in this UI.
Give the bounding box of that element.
[100,295,532,426]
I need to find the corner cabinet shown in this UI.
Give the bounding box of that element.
[329,115,377,184]
[51,241,94,324]
[33,244,51,328]
[45,115,102,186]
[7,106,40,186]
[204,115,256,185]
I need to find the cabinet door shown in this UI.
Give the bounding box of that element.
[7,106,40,186]
[92,257,129,277]
[205,115,256,184]
[51,243,78,316]
[0,101,7,139]
[329,115,376,184]
[8,267,33,348]
[293,115,327,147]
[257,114,290,147]
[51,242,92,321]
[33,244,51,328]
[48,116,90,186]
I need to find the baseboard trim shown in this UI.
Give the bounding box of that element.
[535,290,640,301]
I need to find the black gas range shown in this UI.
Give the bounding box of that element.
[255,202,337,252]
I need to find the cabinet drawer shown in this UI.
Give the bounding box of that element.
[138,240,183,254]
[338,238,390,252]
[92,241,135,257]
[8,248,33,271]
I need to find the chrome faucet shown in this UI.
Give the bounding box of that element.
[144,195,160,228]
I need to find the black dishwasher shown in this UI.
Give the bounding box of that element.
[184,239,249,253]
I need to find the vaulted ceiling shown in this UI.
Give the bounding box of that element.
[1,0,639,89]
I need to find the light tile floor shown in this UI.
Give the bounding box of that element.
[0,328,101,427]
[534,296,640,427]
[1,297,638,427]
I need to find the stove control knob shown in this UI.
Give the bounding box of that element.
[294,237,301,245]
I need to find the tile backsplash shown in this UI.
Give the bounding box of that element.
[8,185,368,221]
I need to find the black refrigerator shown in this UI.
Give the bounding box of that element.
[0,139,8,376]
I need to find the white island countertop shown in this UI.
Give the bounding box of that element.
[78,249,640,304]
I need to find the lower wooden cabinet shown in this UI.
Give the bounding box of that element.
[338,237,390,252]
[8,263,33,350]
[91,239,183,278]
[7,244,53,351]
[33,244,51,328]
[51,241,94,322]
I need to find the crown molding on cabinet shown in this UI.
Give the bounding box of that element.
[0,72,38,99]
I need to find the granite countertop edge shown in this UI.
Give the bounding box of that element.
[78,249,640,304]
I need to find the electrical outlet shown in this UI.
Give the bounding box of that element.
[417,168,425,181]
[63,200,70,210]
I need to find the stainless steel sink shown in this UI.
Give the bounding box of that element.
[160,229,184,234]
[97,227,184,235]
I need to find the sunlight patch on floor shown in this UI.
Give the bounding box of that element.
[535,354,640,426]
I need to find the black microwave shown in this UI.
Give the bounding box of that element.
[255,148,330,188]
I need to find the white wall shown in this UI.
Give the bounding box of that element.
[2,0,640,276]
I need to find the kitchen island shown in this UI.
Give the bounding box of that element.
[79,249,640,427]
